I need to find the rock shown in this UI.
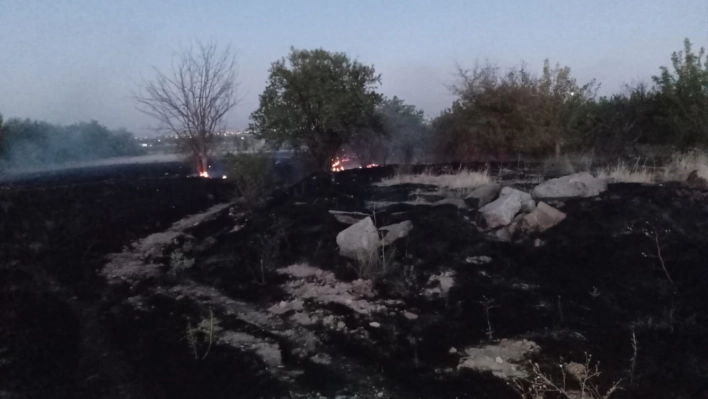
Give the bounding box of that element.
[521,202,567,232]
[337,217,381,260]
[403,311,419,320]
[478,187,532,228]
[466,255,492,265]
[532,172,607,199]
[686,170,708,189]
[458,339,540,379]
[369,322,381,328]
[564,361,588,381]
[310,353,332,365]
[464,183,502,209]
[379,220,414,245]
[329,210,369,225]
[493,226,512,242]
[425,271,456,297]
[433,198,468,209]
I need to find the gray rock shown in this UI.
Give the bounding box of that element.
[493,226,512,242]
[336,217,381,260]
[532,172,607,199]
[329,210,369,225]
[464,183,502,208]
[379,220,414,245]
[521,202,567,232]
[466,255,492,265]
[433,198,468,209]
[478,187,532,229]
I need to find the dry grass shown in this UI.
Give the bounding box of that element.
[376,168,492,191]
[660,150,708,182]
[595,161,655,183]
[592,150,708,184]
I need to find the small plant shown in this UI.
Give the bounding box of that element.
[184,308,222,360]
[639,223,674,285]
[477,295,497,341]
[628,330,638,387]
[223,151,274,207]
[511,354,622,399]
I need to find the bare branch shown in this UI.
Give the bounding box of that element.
[134,41,239,173]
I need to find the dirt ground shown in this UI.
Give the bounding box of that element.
[2,163,708,399]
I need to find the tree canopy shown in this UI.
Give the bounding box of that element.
[250,48,382,171]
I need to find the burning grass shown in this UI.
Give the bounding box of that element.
[376,167,492,191]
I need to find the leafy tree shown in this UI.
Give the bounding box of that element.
[250,48,382,171]
[434,60,596,161]
[578,83,663,153]
[652,38,708,147]
[135,41,239,175]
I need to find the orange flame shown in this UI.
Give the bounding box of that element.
[331,158,345,172]
[365,163,379,168]
[199,171,209,178]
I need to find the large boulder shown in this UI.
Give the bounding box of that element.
[379,220,414,245]
[479,187,534,229]
[531,172,607,199]
[464,183,502,209]
[520,202,566,232]
[336,217,381,260]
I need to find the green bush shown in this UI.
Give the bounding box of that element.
[223,152,274,206]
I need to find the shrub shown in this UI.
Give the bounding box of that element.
[223,152,274,206]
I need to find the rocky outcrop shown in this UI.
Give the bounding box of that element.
[532,172,607,199]
[479,187,535,229]
[464,183,502,208]
[379,220,414,245]
[521,202,567,232]
[336,217,380,260]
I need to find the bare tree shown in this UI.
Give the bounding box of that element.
[135,41,238,175]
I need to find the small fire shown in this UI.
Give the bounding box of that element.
[331,156,350,172]
[365,163,379,168]
[199,171,210,178]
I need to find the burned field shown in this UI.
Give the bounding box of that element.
[2,164,708,399]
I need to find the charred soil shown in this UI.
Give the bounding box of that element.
[2,164,708,398]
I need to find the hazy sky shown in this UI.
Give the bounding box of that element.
[1,0,706,136]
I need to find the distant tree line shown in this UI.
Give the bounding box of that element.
[248,38,708,170]
[4,38,705,173]
[0,118,144,168]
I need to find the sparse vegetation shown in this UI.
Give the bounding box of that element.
[376,167,491,192]
[511,354,622,399]
[222,151,274,207]
[184,308,222,360]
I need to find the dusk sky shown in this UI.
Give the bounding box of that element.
[1,0,706,135]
